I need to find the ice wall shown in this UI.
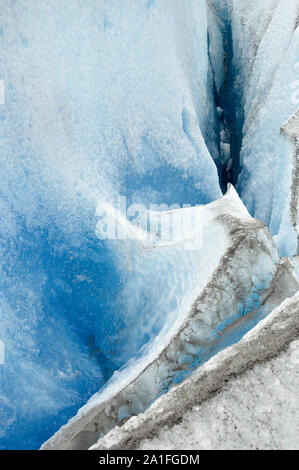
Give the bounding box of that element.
[0,0,298,451]
[42,187,285,450]
[0,0,222,450]
[230,0,299,257]
[92,292,299,451]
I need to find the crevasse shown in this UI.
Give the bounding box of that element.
[0,0,298,450]
[208,0,298,256]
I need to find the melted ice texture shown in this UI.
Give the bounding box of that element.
[0,0,298,449]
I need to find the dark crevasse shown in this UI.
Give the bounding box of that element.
[207,0,244,191]
[213,0,299,258]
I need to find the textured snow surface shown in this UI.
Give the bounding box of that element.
[0,0,298,450]
[0,0,224,449]
[231,0,299,257]
[137,340,299,450]
[91,293,299,451]
[43,186,299,450]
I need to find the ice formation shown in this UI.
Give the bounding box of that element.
[90,292,299,451]
[231,0,299,258]
[0,0,298,450]
[42,187,299,450]
[208,0,299,257]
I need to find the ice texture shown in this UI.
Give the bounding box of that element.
[137,339,299,450]
[42,187,292,451]
[0,0,223,450]
[230,0,299,257]
[0,0,298,451]
[90,292,299,451]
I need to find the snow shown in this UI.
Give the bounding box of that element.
[91,292,299,451]
[0,0,298,450]
[0,0,226,449]
[231,0,299,257]
[42,186,289,450]
[292,256,299,278]
[137,339,299,450]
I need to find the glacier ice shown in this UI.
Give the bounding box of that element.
[0,0,298,450]
[0,0,222,450]
[230,0,299,257]
[207,0,299,258]
[42,186,299,450]
[90,292,299,451]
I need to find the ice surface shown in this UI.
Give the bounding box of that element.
[0,0,298,450]
[91,292,299,451]
[207,0,299,257]
[137,342,299,450]
[0,0,223,450]
[230,0,299,257]
[42,187,287,450]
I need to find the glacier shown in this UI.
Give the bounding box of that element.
[42,187,298,450]
[0,0,298,450]
[91,292,299,451]
[208,0,299,256]
[231,0,299,257]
